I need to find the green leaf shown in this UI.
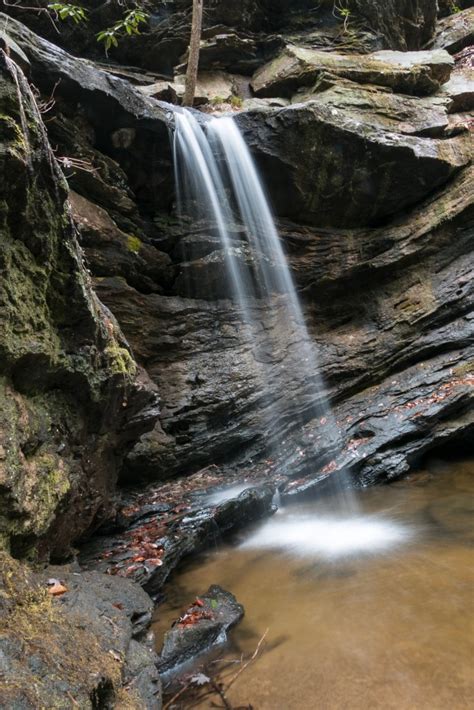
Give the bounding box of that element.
[210,599,218,609]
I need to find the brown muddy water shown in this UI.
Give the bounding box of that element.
[153,458,474,709]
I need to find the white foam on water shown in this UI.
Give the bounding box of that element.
[240,514,413,558]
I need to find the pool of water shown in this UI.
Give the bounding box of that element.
[153,458,474,709]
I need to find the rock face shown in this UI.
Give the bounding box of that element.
[0,49,158,559]
[2,6,471,497]
[349,0,438,50]
[0,553,161,708]
[0,0,472,550]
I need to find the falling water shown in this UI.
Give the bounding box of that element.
[173,108,352,507]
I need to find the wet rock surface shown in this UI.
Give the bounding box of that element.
[80,481,276,595]
[3,5,466,492]
[0,553,161,708]
[158,585,244,674]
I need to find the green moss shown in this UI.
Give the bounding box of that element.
[0,114,27,152]
[104,343,137,377]
[453,360,474,376]
[230,95,243,108]
[126,234,142,254]
[32,455,71,534]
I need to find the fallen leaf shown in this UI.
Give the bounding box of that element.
[47,582,68,596]
[191,673,210,686]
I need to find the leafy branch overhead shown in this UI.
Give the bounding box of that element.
[47,2,87,23]
[96,8,149,51]
[47,3,149,50]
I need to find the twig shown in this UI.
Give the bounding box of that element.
[225,629,268,691]
[209,678,233,710]
[3,0,60,33]
[163,681,192,710]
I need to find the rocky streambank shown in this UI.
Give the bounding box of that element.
[0,1,472,707]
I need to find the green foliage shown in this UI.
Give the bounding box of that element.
[333,1,351,31]
[96,8,149,51]
[47,3,87,24]
[230,95,243,109]
[47,3,149,51]
[210,95,243,109]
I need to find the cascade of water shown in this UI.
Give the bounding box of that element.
[173,108,353,507]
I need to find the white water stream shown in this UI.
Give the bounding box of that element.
[173,110,348,489]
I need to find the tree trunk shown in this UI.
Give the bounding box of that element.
[183,0,204,106]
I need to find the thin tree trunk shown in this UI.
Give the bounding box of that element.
[183,0,203,106]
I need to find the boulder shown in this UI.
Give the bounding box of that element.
[158,586,244,673]
[431,8,474,54]
[251,45,454,98]
[235,101,468,228]
[292,81,452,137]
[174,70,236,105]
[441,67,474,112]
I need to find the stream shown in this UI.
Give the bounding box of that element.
[153,457,474,709]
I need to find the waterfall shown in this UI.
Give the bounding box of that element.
[173,109,352,504]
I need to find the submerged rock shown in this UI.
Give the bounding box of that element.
[158,585,244,674]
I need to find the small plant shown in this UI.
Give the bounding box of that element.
[210,95,226,105]
[333,1,351,32]
[230,95,243,109]
[47,2,87,23]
